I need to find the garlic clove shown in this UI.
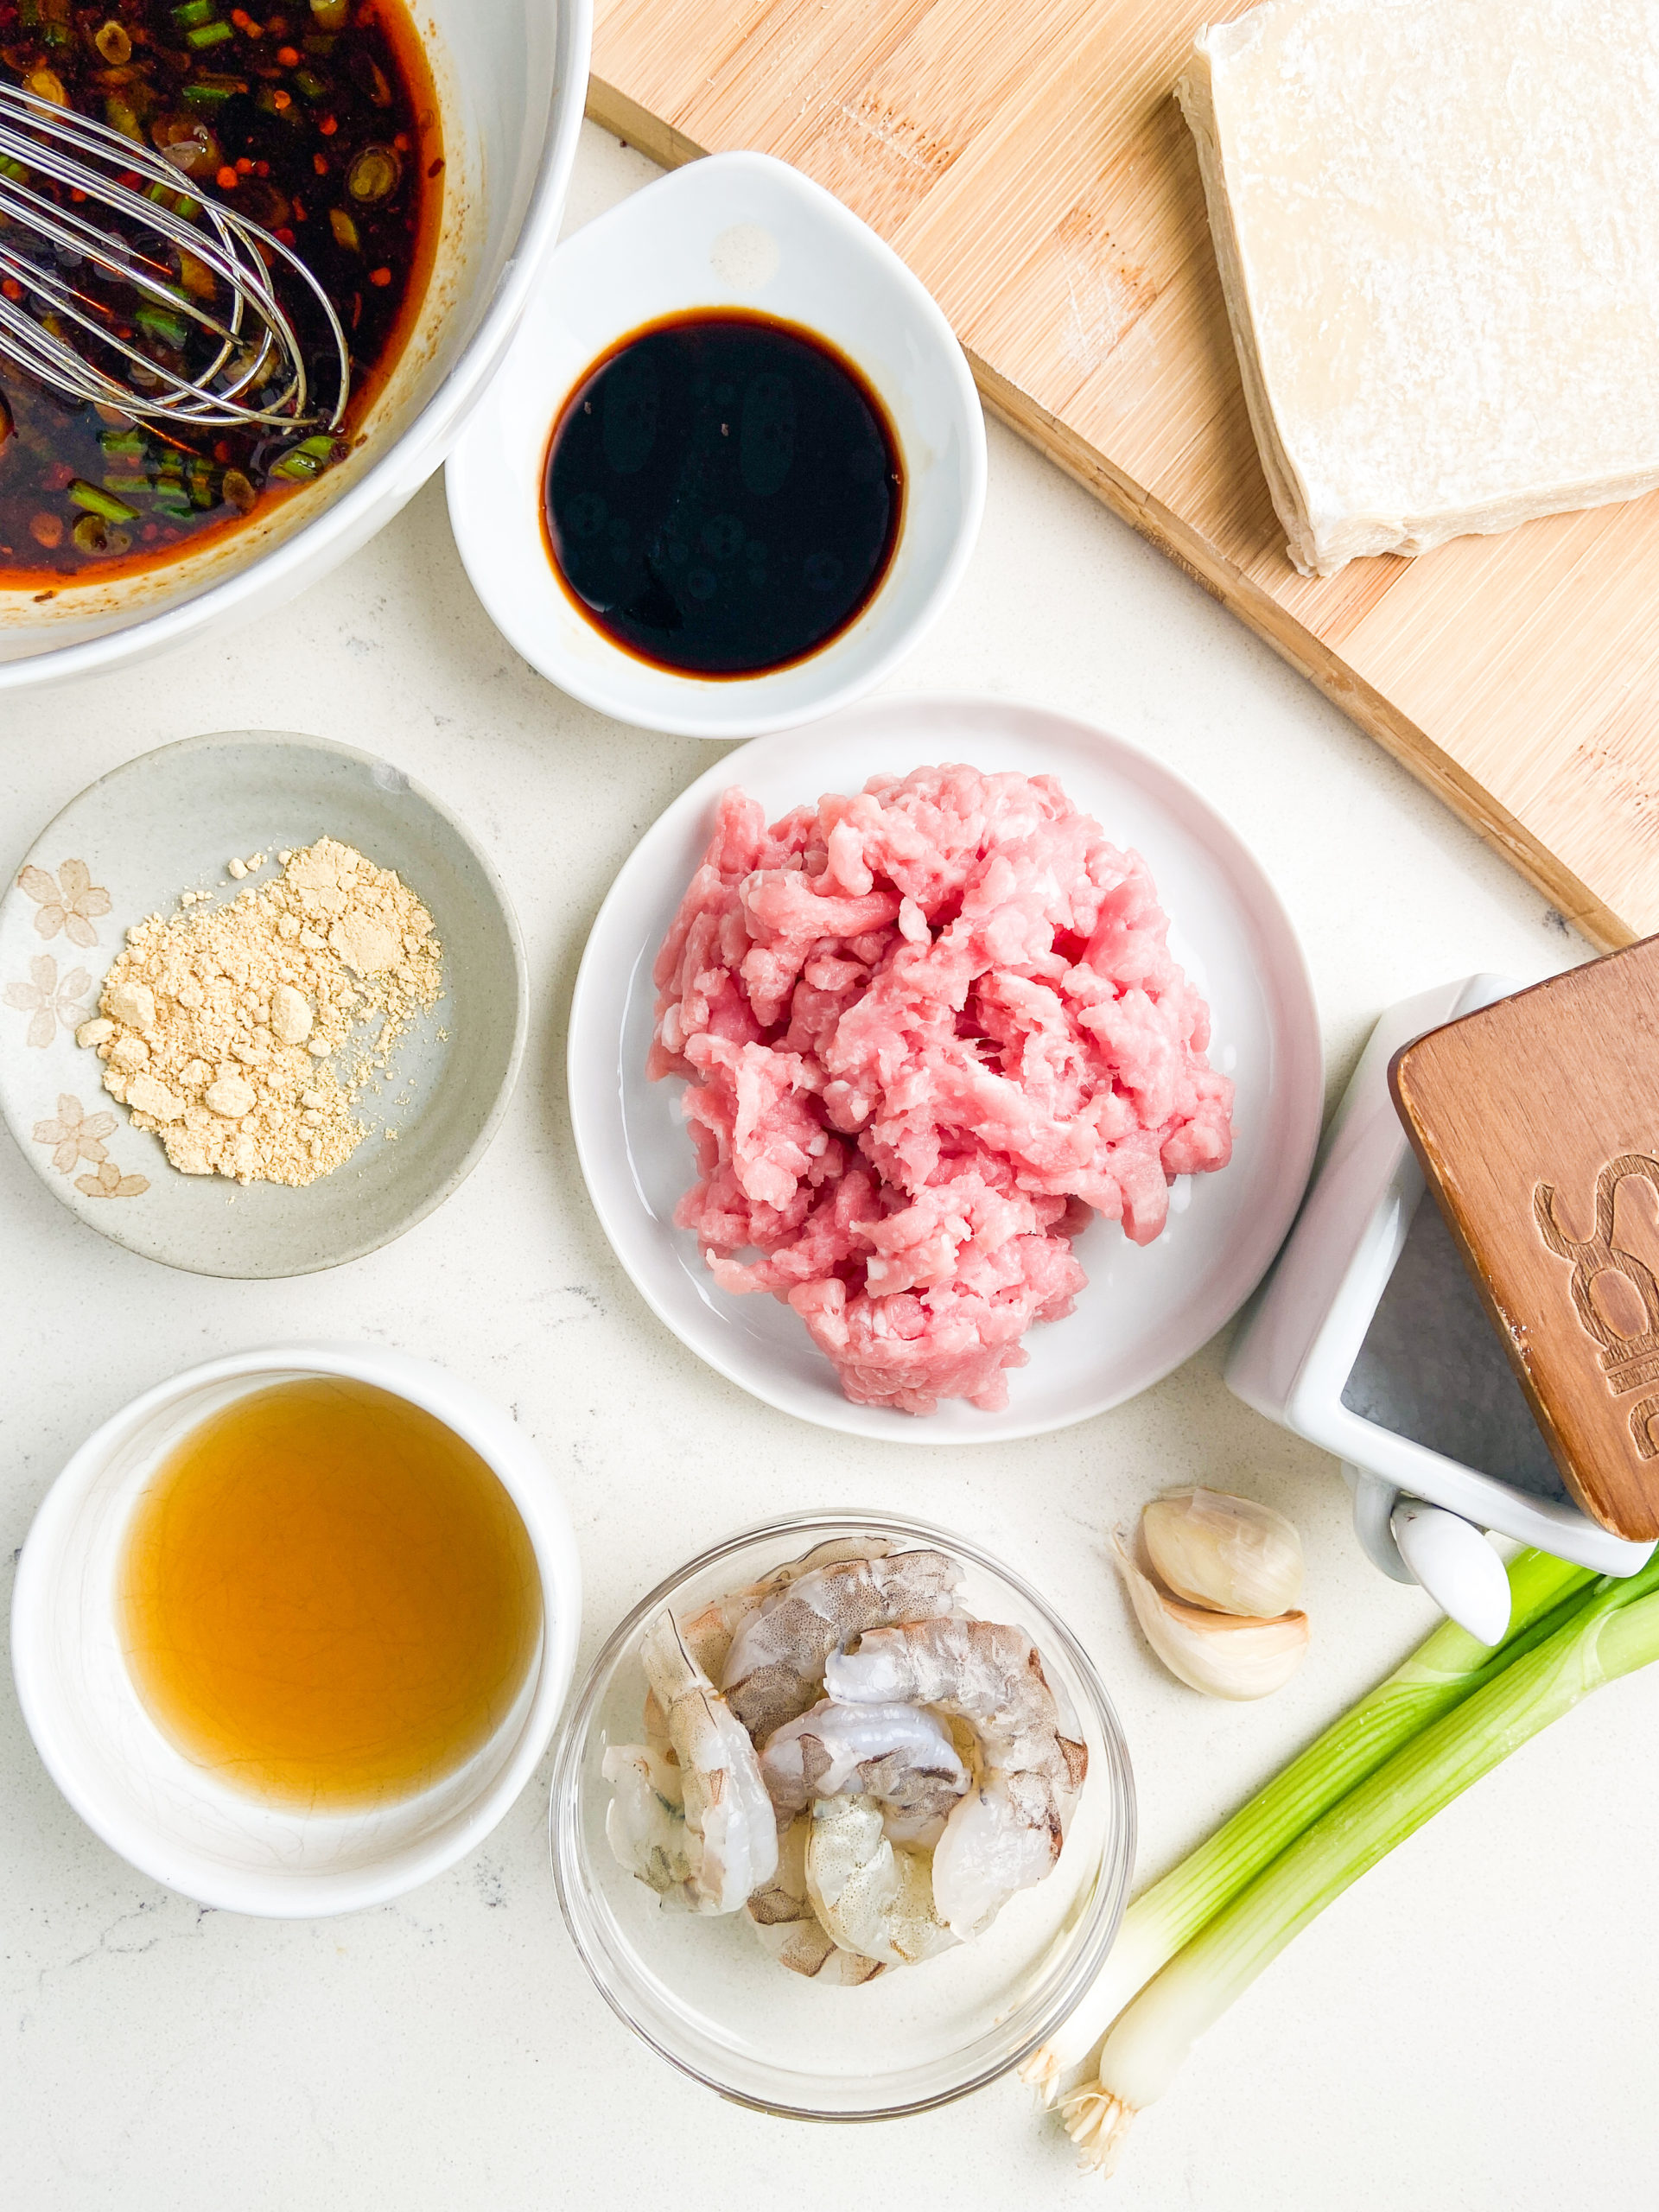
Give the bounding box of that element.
[1112,1533,1309,1700]
[1141,1487,1304,1619]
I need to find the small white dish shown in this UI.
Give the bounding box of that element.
[567,695,1325,1442]
[446,151,987,740]
[0,732,526,1278]
[10,1344,582,1918]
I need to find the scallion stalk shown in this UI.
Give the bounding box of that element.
[67,480,139,524]
[1022,1546,1594,2102]
[1062,1547,1659,2173]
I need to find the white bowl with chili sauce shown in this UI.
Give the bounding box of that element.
[0,0,591,691]
[446,152,988,740]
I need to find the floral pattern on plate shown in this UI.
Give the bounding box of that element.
[4,954,92,1049]
[17,859,111,948]
[31,1094,149,1199]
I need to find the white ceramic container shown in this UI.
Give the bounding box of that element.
[447,151,988,738]
[0,0,591,693]
[10,1344,582,1916]
[1228,976,1655,1634]
[567,694,1324,1440]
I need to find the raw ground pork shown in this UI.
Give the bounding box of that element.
[649,765,1235,1414]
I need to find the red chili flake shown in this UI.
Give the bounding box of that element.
[0,278,22,303]
[43,462,76,491]
[392,130,410,152]
[69,186,87,203]
[275,226,296,247]
[276,42,298,64]
[118,169,140,189]
[141,523,160,542]
[231,7,249,22]
[235,156,253,174]
[290,193,305,219]
[318,113,337,135]
[254,159,270,176]
[426,156,443,178]
[213,441,232,463]
[312,151,327,174]
[368,265,391,288]
[271,87,291,109]
[216,165,238,189]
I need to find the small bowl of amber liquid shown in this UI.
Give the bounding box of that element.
[10,1344,581,1916]
[447,151,987,740]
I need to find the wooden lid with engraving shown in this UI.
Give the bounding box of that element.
[1390,940,1659,1540]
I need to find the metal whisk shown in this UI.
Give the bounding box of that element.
[0,79,349,431]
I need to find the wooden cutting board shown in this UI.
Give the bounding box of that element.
[588,0,1659,952]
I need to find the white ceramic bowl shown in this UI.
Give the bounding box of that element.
[568,695,1325,1441]
[446,151,988,739]
[0,0,591,694]
[10,1344,582,1916]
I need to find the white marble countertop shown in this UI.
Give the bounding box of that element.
[3,125,1649,2212]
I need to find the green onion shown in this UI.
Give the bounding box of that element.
[97,429,147,462]
[184,76,246,106]
[186,18,234,46]
[308,0,350,27]
[172,0,216,24]
[1062,1546,1659,2173]
[269,432,341,482]
[135,302,190,349]
[293,66,327,99]
[68,480,140,524]
[100,474,151,496]
[1023,1546,1593,2101]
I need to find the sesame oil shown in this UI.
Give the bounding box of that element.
[119,1377,542,1811]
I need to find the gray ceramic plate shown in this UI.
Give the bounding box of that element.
[0,732,525,1277]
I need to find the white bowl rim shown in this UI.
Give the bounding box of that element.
[0,726,531,1278]
[446,149,989,741]
[547,1506,1135,2120]
[10,1342,583,1917]
[0,0,594,696]
[566,691,1325,1441]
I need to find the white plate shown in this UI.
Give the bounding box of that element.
[446,152,986,740]
[0,734,526,1278]
[568,696,1324,1441]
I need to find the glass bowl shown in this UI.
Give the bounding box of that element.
[549,1510,1134,2120]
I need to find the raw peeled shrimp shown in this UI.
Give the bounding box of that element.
[824,1616,1088,1939]
[721,1548,964,1739]
[746,1815,884,1985]
[760,1699,969,1847]
[677,1536,894,1682]
[804,1792,958,1968]
[607,1608,779,1913]
[602,1743,692,1895]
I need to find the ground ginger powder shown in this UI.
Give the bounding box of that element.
[78,837,442,1187]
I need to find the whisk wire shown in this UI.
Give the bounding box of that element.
[0,79,349,433]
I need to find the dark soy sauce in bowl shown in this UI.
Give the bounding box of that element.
[542,310,903,679]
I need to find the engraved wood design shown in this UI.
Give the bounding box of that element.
[1390,938,1659,1541]
[589,0,1659,950]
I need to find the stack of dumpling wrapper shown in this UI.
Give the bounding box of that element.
[1177,0,1659,576]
